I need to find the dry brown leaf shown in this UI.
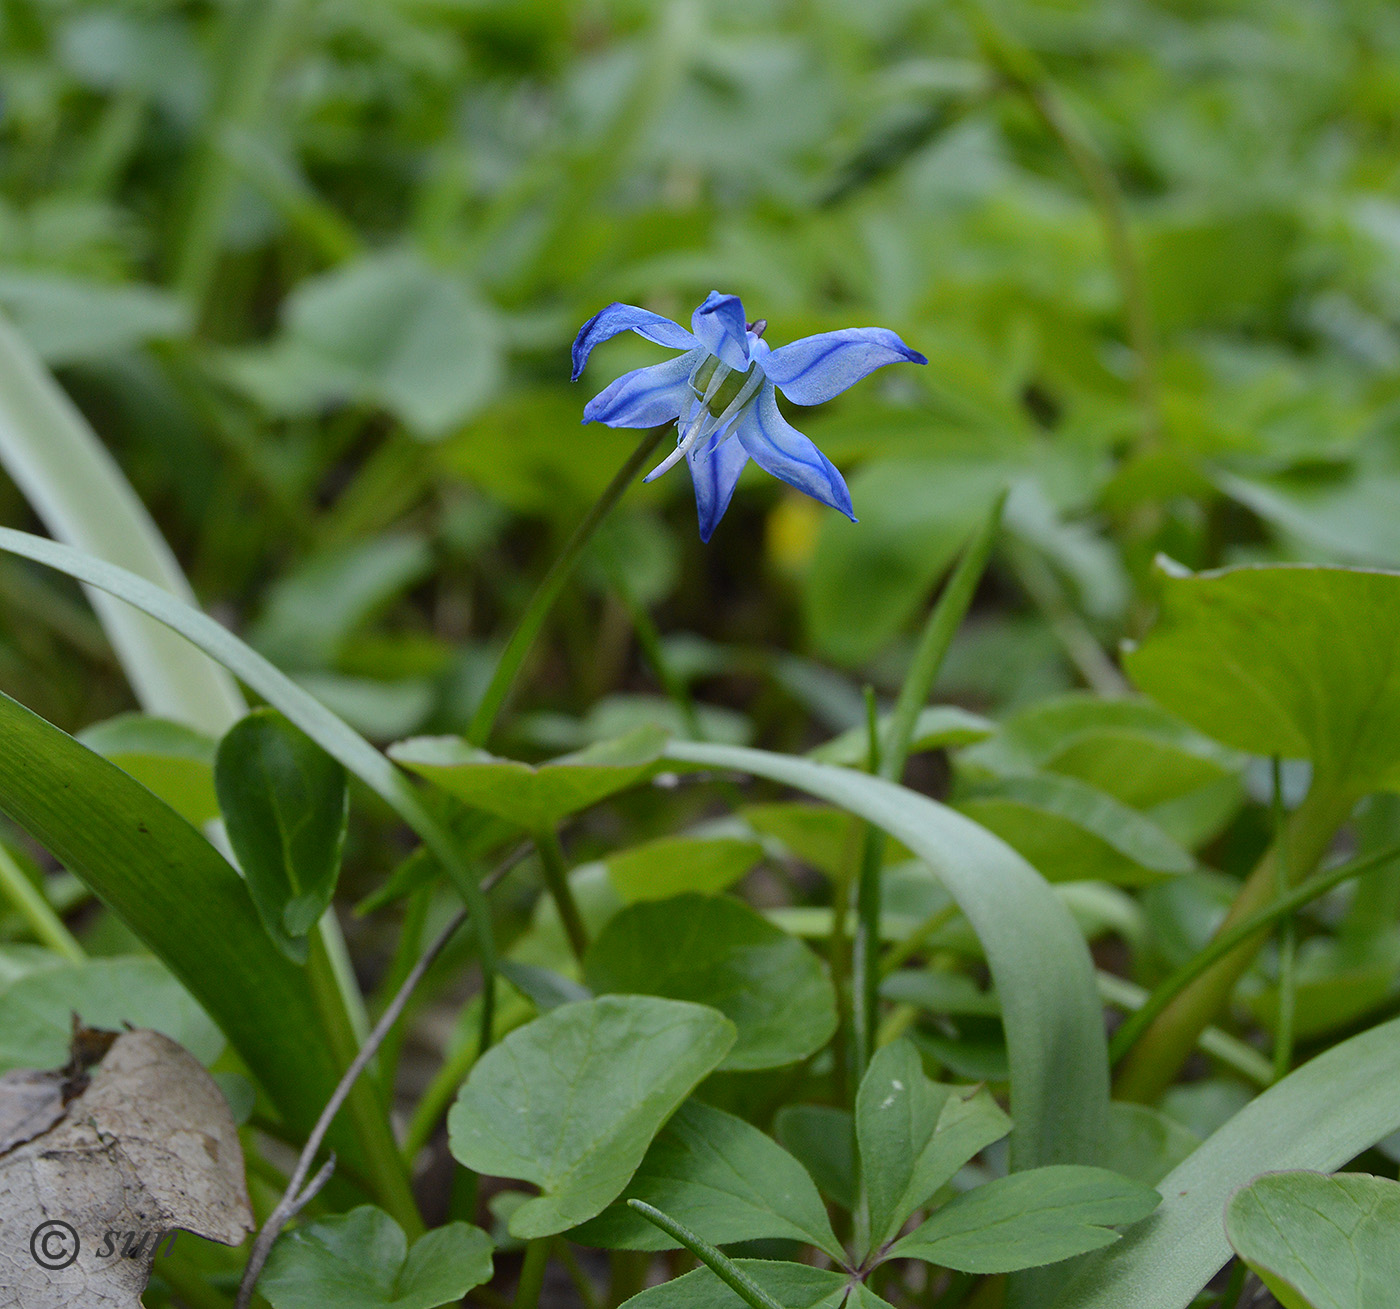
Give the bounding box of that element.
[0,1028,253,1307]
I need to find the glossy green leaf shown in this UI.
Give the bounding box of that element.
[774,1105,856,1211]
[1054,1015,1400,1309]
[583,894,837,1071]
[215,708,349,961]
[1224,1172,1400,1309]
[448,995,735,1238]
[606,836,764,903]
[76,713,219,826]
[667,742,1109,1174]
[624,1261,894,1309]
[259,1206,494,1309]
[1125,562,1400,794]
[570,1100,845,1260]
[956,774,1194,885]
[809,706,994,769]
[389,726,668,829]
[857,1039,1013,1252]
[888,1166,1160,1274]
[0,955,223,1069]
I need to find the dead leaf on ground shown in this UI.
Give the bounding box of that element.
[0,1027,253,1307]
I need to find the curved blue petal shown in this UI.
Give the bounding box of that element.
[583,349,705,428]
[690,291,751,372]
[687,432,751,543]
[734,384,855,520]
[571,303,699,381]
[760,327,927,405]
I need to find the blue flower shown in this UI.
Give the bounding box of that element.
[571,292,927,541]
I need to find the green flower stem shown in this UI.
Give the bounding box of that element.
[1112,792,1379,1098]
[513,1239,551,1309]
[0,842,84,962]
[467,425,671,748]
[852,494,1006,1074]
[535,827,589,962]
[627,1201,787,1309]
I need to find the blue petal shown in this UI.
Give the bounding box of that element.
[690,291,751,372]
[583,349,705,428]
[734,384,855,520]
[571,303,699,381]
[687,433,751,543]
[760,327,927,405]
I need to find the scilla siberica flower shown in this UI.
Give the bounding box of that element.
[572,292,927,541]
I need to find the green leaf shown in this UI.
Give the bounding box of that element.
[583,894,837,1071]
[570,1100,845,1260]
[215,708,349,961]
[0,688,353,1156]
[0,272,188,364]
[857,1038,1013,1252]
[259,1206,494,1309]
[880,970,1001,1017]
[1053,1015,1400,1309]
[1101,1103,1200,1188]
[809,706,994,768]
[606,836,764,903]
[623,1261,893,1309]
[77,713,219,826]
[389,727,668,830]
[741,803,907,880]
[1124,562,1400,795]
[774,1105,856,1211]
[956,774,1195,885]
[667,742,1109,1174]
[1224,1172,1400,1309]
[0,955,223,1069]
[448,995,735,1238]
[888,1166,1160,1274]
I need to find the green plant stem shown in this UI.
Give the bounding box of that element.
[514,1239,551,1309]
[535,827,589,962]
[557,1242,603,1309]
[881,904,960,976]
[627,1201,786,1309]
[0,842,84,961]
[963,0,1161,450]
[1271,758,1296,1083]
[852,687,884,1074]
[1110,811,1391,1086]
[467,425,670,747]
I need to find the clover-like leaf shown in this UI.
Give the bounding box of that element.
[259,1206,494,1309]
[584,894,836,1071]
[389,726,668,829]
[570,1100,845,1260]
[448,996,735,1238]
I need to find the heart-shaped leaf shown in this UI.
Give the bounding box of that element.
[856,1039,1012,1253]
[448,995,735,1238]
[1225,1171,1400,1309]
[215,708,348,962]
[888,1166,1160,1274]
[389,726,667,829]
[570,1100,845,1260]
[259,1206,494,1309]
[583,894,837,1071]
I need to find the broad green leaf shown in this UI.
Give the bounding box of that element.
[0,956,223,1069]
[956,774,1194,885]
[669,742,1109,1174]
[77,713,219,826]
[215,708,349,961]
[448,995,735,1238]
[623,1261,894,1309]
[259,1206,494,1309]
[1124,562,1400,795]
[1053,1015,1400,1309]
[0,689,355,1159]
[857,1039,1012,1251]
[606,836,764,902]
[570,1100,845,1260]
[583,894,837,1071]
[389,727,668,829]
[809,706,994,768]
[774,1105,856,1211]
[1224,1172,1400,1309]
[889,1166,1160,1274]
